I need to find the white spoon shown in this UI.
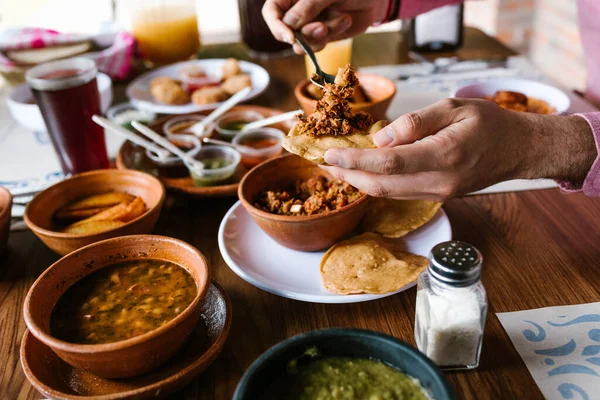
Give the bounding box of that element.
[131,121,204,170]
[188,86,252,138]
[241,110,302,132]
[202,137,258,154]
[92,115,170,160]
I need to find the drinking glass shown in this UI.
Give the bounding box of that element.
[238,0,292,58]
[304,39,353,78]
[129,0,200,65]
[26,57,109,175]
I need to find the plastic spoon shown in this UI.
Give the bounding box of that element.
[202,137,259,154]
[187,86,252,137]
[92,115,170,160]
[131,121,204,170]
[241,110,302,132]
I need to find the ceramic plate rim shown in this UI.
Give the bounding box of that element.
[218,201,453,304]
[126,59,270,115]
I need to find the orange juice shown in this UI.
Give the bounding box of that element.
[305,39,353,78]
[131,8,200,65]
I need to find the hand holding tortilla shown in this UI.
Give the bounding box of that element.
[283,65,386,165]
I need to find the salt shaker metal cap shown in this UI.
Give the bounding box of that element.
[428,241,483,287]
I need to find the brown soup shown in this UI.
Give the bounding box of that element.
[50,260,197,344]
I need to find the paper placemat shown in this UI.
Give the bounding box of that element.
[497,303,600,400]
[360,56,599,196]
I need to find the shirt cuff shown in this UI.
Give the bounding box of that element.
[556,113,600,195]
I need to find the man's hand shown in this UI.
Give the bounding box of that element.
[320,99,596,200]
[262,0,388,54]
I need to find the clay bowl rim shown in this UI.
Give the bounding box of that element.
[238,153,370,223]
[294,72,397,106]
[23,169,166,238]
[0,185,12,222]
[20,280,232,400]
[23,234,210,355]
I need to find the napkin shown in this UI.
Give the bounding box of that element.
[0,28,135,80]
[497,303,600,400]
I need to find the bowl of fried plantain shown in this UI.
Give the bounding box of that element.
[25,170,165,255]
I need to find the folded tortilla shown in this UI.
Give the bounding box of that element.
[282,120,388,165]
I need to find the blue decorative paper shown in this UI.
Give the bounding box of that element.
[498,303,600,400]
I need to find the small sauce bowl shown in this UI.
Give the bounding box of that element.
[146,134,201,178]
[232,127,285,168]
[185,146,241,187]
[163,115,214,139]
[215,110,264,141]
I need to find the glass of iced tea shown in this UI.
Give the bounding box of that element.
[25,57,109,175]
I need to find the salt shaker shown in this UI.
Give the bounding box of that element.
[414,241,487,370]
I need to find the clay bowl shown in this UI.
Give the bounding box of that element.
[0,185,12,255]
[294,72,396,120]
[21,280,231,399]
[238,154,370,252]
[116,105,295,198]
[24,169,165,256]
[23,234,210,379]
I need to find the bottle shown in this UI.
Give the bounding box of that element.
[408,4,464,52]
[414,241,487,370]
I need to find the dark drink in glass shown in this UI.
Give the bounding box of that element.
[26,58,109,175]
[238,0,292,58]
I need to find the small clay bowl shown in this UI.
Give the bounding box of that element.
[0,186,12,255]
[24,169,165,256]
[294,72,396,120]
[23,234,210,379]
[238,154,370,252]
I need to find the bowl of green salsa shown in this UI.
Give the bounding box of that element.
[185,145,241,187]
[234,328,454,400]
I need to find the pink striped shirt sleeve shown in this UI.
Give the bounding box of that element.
[397,0,464,19]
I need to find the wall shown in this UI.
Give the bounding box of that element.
[465,0,586,91]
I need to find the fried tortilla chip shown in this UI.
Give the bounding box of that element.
[62,220,126,235]
[60,192,136,211]
[121,196,146,222]
[282,120,387,165]
[320,232,428,294]
[360,199,442,238]
[54,206,111,222]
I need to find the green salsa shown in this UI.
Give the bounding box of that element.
[261,356,428,400]
[203,157,232,170]
[220,120,248,131]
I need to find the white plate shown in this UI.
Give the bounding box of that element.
[126,59,270,115]
[218,201,452,304]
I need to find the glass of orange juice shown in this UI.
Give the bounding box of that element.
[129,0,200,66]
[304,39,353,78]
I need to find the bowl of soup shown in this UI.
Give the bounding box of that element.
[23,234,210,379]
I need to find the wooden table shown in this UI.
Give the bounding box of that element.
[3,28,600,400]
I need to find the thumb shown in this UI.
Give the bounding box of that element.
[373,98,463,148]
[283,0,336,29]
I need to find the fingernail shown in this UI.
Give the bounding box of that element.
[312,26,327,39]
[282,32,294,44]
[374,127,394,147]
[324,151,341,166]
[283,13,301,28]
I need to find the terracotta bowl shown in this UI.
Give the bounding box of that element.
[0,186,12,255]
[24,169,165,256]
[23,234,210,379]
[238,154,370,252]
[294,72,396,120]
